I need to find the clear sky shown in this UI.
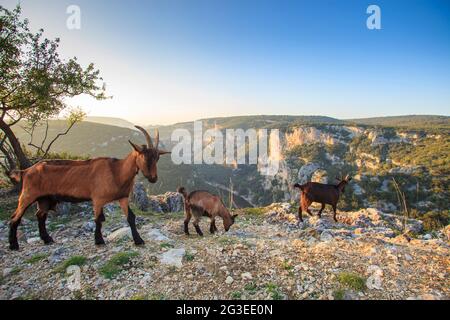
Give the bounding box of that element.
[3,0,450,124]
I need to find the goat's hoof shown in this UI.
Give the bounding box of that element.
[9,242,19,251]
[43,236,54,244]
[134,238,145,246]
[95,239,106,246]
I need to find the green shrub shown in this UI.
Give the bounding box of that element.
[420,211,450,231]
[230,291,242,300]
[26,253,49,264]
[337,272,366,291]
[265,283,283,300]
[333,289,346,300]
[55,255,87,273]
[99,251,139,279]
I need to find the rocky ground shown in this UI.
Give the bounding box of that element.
[0,195,448,300]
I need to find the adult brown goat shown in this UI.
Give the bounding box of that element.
[177,187,237,236]
[293,174,352,222]
[8,126,170,250]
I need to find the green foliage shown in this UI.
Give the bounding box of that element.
[337,272,366,291]
[333,289,346,300]
[0,5,107,172]
[265,283,283,300]
[418,211,450,231]
[184,251,195,262]
[230,291,242,300]
[54,255,87,273]
[26,253,49,264]
[243,207,266,215]
[99,251,139,279]
[160,242,174,249]
[244,282,258,295]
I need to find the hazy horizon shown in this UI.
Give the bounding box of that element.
[3,0,450,125]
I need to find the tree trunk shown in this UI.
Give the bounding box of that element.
[0,118,31,169]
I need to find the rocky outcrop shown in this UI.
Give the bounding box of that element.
[264,204,425,239]
[148,192,184,213]
[131,182,150,211]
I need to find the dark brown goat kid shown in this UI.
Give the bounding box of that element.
[8,126,170,250]
[293,174,352,222]
[177,187,237,236]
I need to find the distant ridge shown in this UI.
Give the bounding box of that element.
[85,116,136,129]
[347,115,449,128]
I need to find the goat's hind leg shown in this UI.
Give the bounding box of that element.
[36,198,54,244]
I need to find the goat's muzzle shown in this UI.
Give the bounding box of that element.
[147,175,158,183]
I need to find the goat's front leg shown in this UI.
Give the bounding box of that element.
[93,205,106,245]
[119,198,144,245]
[184,205,192,235]
[318,203,325,218]
[209,217,217,234]
[297,205,303,222]
[332,204,338,222]
[193,217,203,236]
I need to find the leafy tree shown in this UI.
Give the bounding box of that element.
[0,5,107,174]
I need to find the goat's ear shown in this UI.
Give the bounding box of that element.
[129,140,143,153]
[158,150,171,155]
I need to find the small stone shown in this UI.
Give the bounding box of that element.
[147,228,172,242]
[83,221,96,232]
[107,227,132,241]
[225,276,234,284]
[26,237,41,244]
[2,268,13,277]
[160,248,186,268]
[241,272,252,280]
[320,231,333,242]
[366,265,383,290]
[423,234,432,240]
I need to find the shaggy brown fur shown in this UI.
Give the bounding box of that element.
[8,126,170,250]
[177,187,237,236]
[294,175,352,222]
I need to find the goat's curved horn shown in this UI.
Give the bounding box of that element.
[135,126,153,148]
[154,129,159,150]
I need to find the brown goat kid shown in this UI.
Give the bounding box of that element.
[8,126,170,250]
[293,175,352,222]
[177,187,237,236]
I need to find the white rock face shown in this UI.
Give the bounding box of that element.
[107,227,132,242]
[285,127,342,147]
[160,248,186,268]
[297,163,320,184]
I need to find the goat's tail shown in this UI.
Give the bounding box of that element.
[293,183,304,191]
[177,186,188,199]
[9,170,24,183]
